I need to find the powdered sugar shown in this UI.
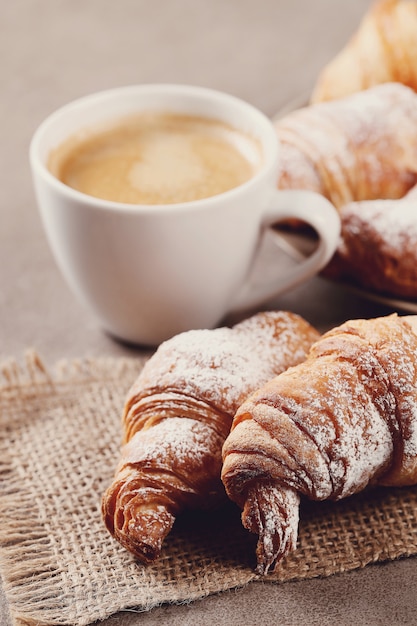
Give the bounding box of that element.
[245,482,300,575]
[323,370,392,498]
[122,417,224,472]
[343,198,417,253]
[405,412,417,458]
[275,83,417,208]
[226,315,417,508]
[129,311,318,420]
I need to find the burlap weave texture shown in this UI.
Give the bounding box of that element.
[1,352,417,626]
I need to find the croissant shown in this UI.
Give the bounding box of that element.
[275,82,417,210]
[311,0,417,104]
[221,313,417,574]
[323,184,417,299]
[102,310,319,563]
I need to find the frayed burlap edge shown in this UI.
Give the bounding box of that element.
[0,351,148,626]
[0,351,417,626]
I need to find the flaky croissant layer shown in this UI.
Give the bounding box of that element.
[222,314,417,574]
[275,82,417,211]
[322,183,417,299]
[102,311,319,563]
[311,0,417,103]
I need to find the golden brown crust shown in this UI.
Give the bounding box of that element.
[275,83,417,211]
[221,314,417,573]
[102,311,319,563]
[323,186,417,298]
[311,0,417,103]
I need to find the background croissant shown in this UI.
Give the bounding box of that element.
[324,184,417,298]
[222,314,417,575]
[275,82,417,211]
[102,311,319,563]
[311,0,417,103]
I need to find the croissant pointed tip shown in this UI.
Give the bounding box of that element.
[125,506,176,563]
[241,481,300,575]
[254,559,273,577]
[102,475,177,563]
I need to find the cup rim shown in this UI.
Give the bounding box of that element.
[29,83,279,214]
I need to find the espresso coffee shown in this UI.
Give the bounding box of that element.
[48,112,262,205]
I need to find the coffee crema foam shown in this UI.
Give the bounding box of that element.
[48,112,263,205]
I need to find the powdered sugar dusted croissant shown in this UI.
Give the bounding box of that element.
[275,83,417,210]
[311,0,417,104]
[102,311,319,563]
[221,314,417,574]
[324,184,417,299]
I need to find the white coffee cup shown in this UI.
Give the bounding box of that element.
[30,84,340,346]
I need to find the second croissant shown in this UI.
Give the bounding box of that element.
[222,314,417,574]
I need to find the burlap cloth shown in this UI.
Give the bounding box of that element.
[1,351,417,626]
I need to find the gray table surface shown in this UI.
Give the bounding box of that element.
[2,1,416,624]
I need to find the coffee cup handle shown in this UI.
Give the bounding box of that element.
[229,189,341,312]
